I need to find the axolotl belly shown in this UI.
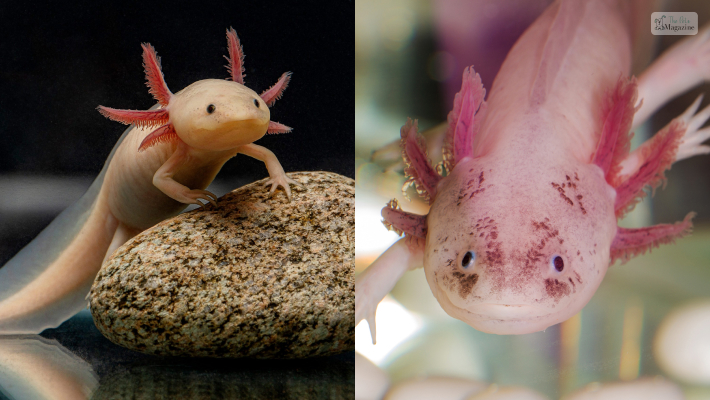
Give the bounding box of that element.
[356,0,710,339]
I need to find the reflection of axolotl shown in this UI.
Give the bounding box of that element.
[357,0,710,340]
[0,28,296,333]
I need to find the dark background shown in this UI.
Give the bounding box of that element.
[0,1,354,265]
[0,2,354,177]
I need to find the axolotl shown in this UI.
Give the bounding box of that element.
[356,0,710,340]
[0,28,296,334]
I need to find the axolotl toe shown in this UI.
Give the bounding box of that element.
[357,0,710,340]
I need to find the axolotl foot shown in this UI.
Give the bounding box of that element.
[263,173,300,200]
[178,188,218,207]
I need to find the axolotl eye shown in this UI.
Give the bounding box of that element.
[551,255,564,272]
[462,251,476,268]
[206,104,216,114]
[253,98,260,108]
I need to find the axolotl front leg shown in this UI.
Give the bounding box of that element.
[153,141,297,205]
[356,239,424,344]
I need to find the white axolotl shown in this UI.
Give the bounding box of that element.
[0,28,297,334]
[357,0,710,341]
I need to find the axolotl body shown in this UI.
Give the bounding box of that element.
[357,0,710,339]
[0,28,296,334]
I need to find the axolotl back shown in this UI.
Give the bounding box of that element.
[356,0,710,338]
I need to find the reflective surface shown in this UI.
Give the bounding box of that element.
[0,310,354,400]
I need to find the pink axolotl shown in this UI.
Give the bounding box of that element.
[357,0,710,340]
[0,28,296,333]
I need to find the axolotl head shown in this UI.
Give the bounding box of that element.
[424,154,617,334]
[98,28,291,153]
[170,79,271,151]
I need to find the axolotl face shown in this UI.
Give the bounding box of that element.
[424,153,617,334]
[170,79,271,151]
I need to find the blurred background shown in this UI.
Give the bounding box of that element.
[356,0,710,399]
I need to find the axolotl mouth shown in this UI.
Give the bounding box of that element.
[435,288,561,335]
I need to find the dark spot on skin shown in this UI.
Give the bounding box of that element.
[560,193,574,206]
[452,272,479,297]
[550,182,574,205]
[558,238,563,244]
[574,271,582,284]
[458,171,488,202]
[576,195,587,214]
[553,176,583,209]
[469,188,485,199]
[545,278,571,300]
[484,241,506,293]
[490,231,498,240]
[486,245,504,266]
[568,277,576,289]
[532,221,551,231]
[577,250,580,256]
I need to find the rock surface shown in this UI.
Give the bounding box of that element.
[89,171,354,358]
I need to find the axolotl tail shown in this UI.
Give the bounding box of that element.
[0,128,131,334]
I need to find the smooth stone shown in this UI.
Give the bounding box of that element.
[89,171,354,358]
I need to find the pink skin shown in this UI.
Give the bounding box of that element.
[356,0,710,340]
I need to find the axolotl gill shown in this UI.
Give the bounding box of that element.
[357,0,710,340]
[0,28,297,334]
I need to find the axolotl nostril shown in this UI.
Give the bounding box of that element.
[357,0,710,341]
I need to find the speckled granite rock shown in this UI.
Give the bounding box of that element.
[88,171,354,358]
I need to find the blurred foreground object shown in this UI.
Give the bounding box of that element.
[654,300,710,385]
